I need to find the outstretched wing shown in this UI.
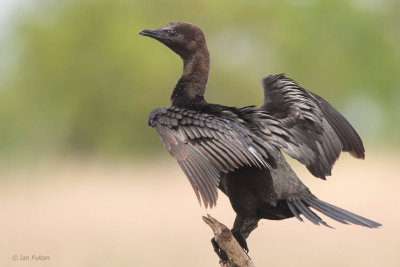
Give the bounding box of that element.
[259,73,364,179]
[148,106,272,208]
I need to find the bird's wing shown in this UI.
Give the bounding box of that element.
[258,74,364,179]
[148,106,271,208]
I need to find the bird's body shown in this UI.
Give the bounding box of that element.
[140,21,380,259]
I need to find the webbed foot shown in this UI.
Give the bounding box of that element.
[211,237,229,263]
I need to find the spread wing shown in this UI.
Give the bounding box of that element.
[148,106,272,208]
[259,74,364,179]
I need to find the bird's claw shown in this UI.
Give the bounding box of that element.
[211,237,229,263]
[232,232,249,253]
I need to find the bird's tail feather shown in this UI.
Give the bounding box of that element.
[287,196,381,228]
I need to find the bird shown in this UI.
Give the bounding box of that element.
[139,21,381,261]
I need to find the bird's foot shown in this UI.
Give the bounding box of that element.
[211,237,229,263]
[232,232,249,253]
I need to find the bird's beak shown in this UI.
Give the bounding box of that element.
[139,28,166,42]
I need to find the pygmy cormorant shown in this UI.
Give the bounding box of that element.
[139,21,381,261]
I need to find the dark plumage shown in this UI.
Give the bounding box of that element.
[259,74,365,179]
[140,22,381,260]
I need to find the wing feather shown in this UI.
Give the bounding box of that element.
[149,106,271,207]
[259,73,365,179]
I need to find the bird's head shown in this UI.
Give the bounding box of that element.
[139,22,208,60]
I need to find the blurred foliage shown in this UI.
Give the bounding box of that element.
[0,0,399,158]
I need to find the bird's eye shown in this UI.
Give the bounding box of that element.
[167,30,177,37]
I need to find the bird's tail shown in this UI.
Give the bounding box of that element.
[287,196,381,228]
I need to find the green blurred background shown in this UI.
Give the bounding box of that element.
[1,1,399,267]
[0,0,399,161]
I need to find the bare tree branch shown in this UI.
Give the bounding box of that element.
[203,214,255,267]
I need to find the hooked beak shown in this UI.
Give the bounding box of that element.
[139,28,166,42]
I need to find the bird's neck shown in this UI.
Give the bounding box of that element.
[170,48,210,108]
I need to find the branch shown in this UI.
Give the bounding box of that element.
[202,214,255,267]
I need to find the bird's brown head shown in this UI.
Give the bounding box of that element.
[139,22,208,60]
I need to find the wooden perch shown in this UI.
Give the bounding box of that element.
[202,214,255,267]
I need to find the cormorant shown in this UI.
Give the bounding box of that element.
[139,21,381,261]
